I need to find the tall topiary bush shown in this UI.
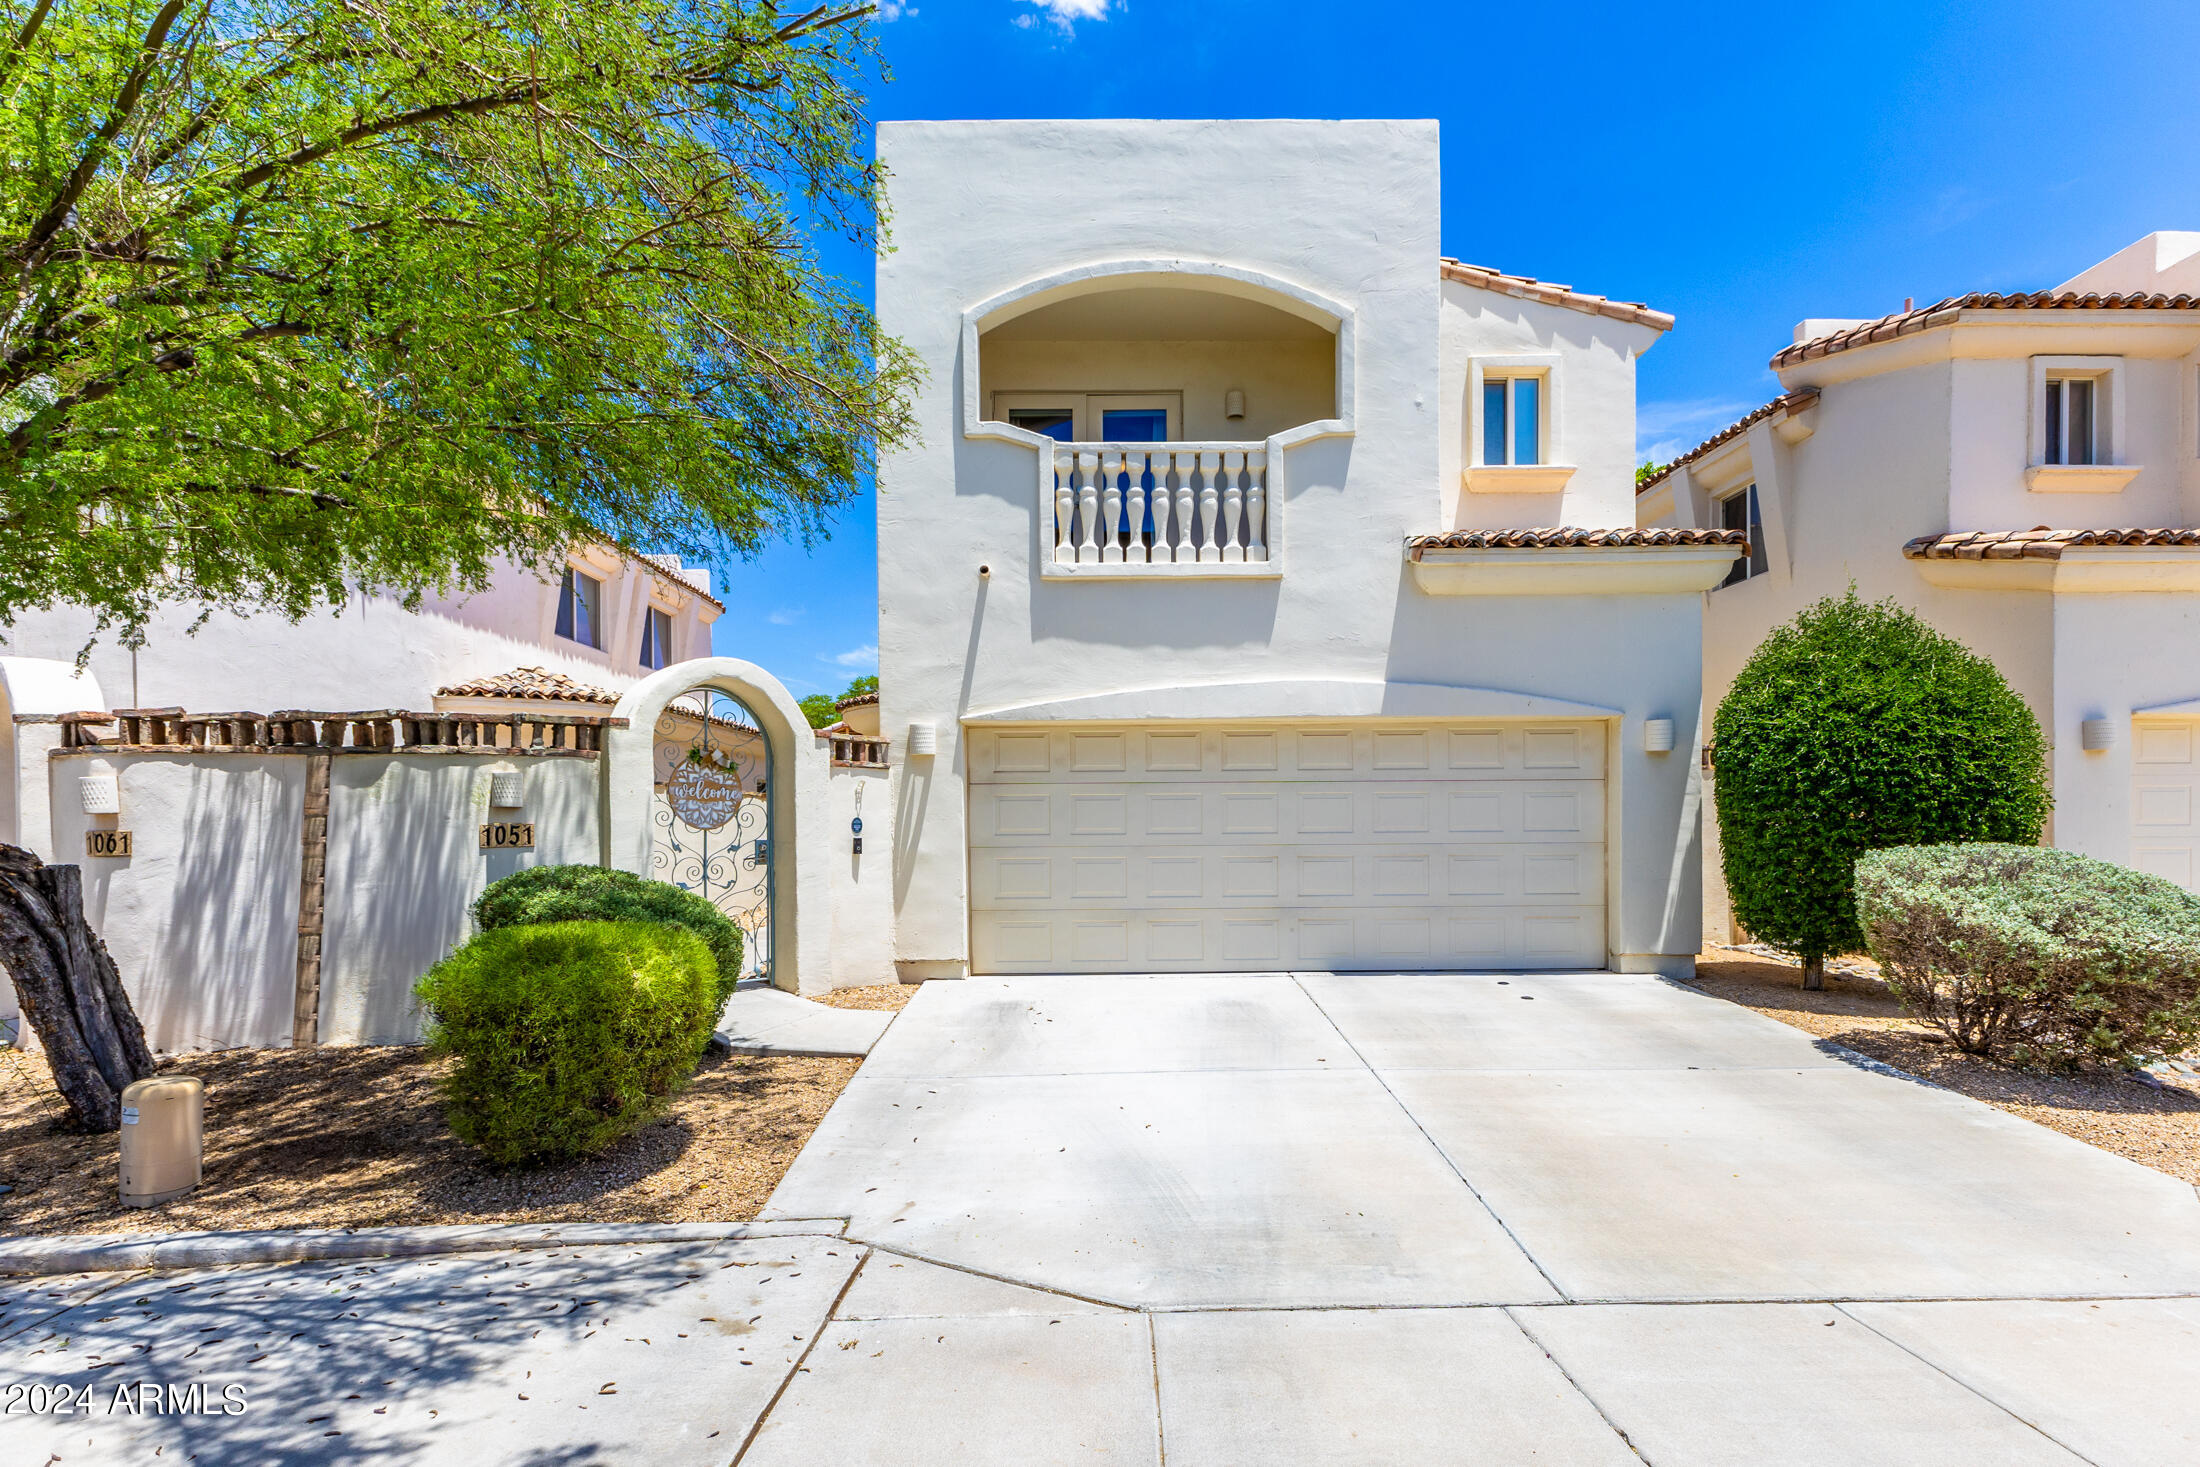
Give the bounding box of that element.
[416,921,720,1167]
[473,865,742,1006]
[1857,844,2200,1068]
[1713,591,2050,988]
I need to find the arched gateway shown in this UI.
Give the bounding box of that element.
[604,659,831,994]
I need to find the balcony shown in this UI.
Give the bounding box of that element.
[1044,441,1271,574]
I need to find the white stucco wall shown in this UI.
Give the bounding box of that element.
[319,756,603,1045]
[878,118,1704,977]
[824,763,895,988]
[0,549,719,715]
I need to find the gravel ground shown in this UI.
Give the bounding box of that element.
[0,983,919,1236]
[1688,953,2200,1186]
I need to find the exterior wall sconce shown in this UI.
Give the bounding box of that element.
[1642,718,1676,754]
[2080,718,2118,752]
[1224,389,1247,421]
[907,721,939,758]
[488,770,526,807]
[80,772,121,814]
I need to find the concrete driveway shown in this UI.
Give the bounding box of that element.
[750,971,2200,1464]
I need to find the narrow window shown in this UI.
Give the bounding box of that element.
[2044,376,2098,466]
[1513,377,1540,466]
[1483,380,1508,465]
[639,607,672,670]
[1717,485,1765,588]
[557,567,602,648]
[1008,408,1075,442]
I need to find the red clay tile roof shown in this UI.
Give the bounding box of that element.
[1440,260,1674,332]
[1407,527,1747,554]
[1634,391,1821,496]
[621,549,725,610]
[1903,528,2200,560]
[436,667,620,703]
[1774,291,2200,369]
[835,690,880,710]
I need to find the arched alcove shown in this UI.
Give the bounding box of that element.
[605,659,830,994]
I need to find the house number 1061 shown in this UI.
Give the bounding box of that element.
[85,830,134,857]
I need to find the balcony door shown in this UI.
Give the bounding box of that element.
[995,391,1181,442]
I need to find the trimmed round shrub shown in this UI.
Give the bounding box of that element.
[1713,591,2050,983]
[1857,844,2200,1068]
[415,921,720,1166]
[472,865,742,1004]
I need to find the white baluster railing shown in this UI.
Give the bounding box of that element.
[1044,442,1273,573]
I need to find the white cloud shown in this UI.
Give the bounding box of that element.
[1635,396,1757,466]
[1015,0,1112,32]
[876,0,915,19]
[768,606,803,626]
[827,643,880,670]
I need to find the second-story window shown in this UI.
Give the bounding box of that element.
[639,607,672,670]
[2043,376,2097,465]
[556,567,602,648]
[1717,484,1769,588]
[1481,375,1542,466]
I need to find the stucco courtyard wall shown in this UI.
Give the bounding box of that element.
[878,119,1707,977]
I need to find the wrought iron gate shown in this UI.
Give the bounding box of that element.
[650,687,771,980]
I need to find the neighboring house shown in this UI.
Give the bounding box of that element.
[0,544,721,718]
[1638,231,2200,940]
[876,119,1740,980]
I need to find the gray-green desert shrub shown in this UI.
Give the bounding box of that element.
[473,864,741,1006]
[1856,843,2200,1069]
[416,920,720,1166]
[1713,591,2050,986]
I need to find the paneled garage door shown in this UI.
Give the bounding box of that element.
[2132,718,2200,891]
[966,722,1607,973]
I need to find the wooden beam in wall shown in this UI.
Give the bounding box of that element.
[292,753,332,1047]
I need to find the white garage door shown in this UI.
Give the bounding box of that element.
[2132,718,2200,891]
[966,722,1607,973]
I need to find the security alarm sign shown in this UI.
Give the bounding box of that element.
[479,822,535,850]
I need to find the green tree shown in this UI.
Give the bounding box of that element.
[841,673,877,698]
[0,0,915,638]
[798,691,838,728]
[1713,591,2050,989]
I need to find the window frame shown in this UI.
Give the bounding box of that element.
[1714,483,1769,589]
[2028,355,2122,470]
[556,566,603,649]
[1467,355,1560,468]
[639,605,673,670]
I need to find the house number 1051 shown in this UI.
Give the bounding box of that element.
[479,822,535,850]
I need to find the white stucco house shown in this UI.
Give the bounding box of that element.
[0,542,721,718]
[1637,231,2200,940]
[877,119,1742,981]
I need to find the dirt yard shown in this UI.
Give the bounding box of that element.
[0,983,916,1236]
[1689,953,2200,1185]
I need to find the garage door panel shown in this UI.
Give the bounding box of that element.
[970,782,1603,848]
[970,907,1605,973]
[972,843,1604,910]
[969,721,1608,973]
[967,725,1606,783]
[2132,718,2200,893]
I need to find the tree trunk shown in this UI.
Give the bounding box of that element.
[1801,954,1826,992]
[0,844,155,1130]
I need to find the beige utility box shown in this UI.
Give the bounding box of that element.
[118,1076,203,1207]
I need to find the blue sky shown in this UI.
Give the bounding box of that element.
[717,0,2200,691]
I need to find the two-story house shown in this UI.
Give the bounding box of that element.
[877,119,1742,981]
[1638,232,2200,940]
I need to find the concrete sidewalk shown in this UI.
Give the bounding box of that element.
[715,982,895,1056]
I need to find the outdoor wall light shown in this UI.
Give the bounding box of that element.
[1224,388,1247,421]
[488,770,526,807]
[1642,718,1676,754]
[79,772,121,814]
[2081,718,2117,752]
[908,721,939,757]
